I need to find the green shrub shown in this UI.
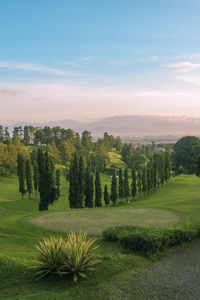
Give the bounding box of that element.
[34,236,64,278]
[102,225,200,255]
[35,231,100,282]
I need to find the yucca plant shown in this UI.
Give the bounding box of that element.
[34,235,64,279]
[59,231,100,283]
[34,231,100,282]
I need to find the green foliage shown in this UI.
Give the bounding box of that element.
[78,156,84,208]
[35,232,100,283]
[173,136,200,174]
[84,167,94,208]
[38,150,57,211]
[17,153,26,198]
[131,168,137,198]
[69,153,80,208]
[142,166,147,193]
[56,169,60,199]
[103,184,110,206]
[110,168,118,205]
[25,159,33,197]
[103,225,200,256]
[123,168,130,201]
[118,168,124,201]
[95,169,102,207]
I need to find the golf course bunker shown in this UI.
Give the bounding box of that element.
[30,207,180,235]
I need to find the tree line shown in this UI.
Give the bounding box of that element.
[17,149,60,211]
[68,151,171,208]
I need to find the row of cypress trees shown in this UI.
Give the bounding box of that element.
[69,153,111,208]
[17,150,60,210]
[110,151,171,205]
[68,151,171,208]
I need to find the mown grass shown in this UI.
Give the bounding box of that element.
[0,174,200,299]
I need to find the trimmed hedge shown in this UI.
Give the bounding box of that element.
[102,225,200,255]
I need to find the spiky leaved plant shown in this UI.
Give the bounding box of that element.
[34,231,100,282]
[34,236,64,279]
[59,231,100,283]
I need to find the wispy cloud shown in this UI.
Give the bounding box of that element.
[0,61,73,76]
[163,61,200,70]
[150,56,158,62]
[0,88,28,96]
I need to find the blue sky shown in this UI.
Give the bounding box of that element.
[1,0,200,122]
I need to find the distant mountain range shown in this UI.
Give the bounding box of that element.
[3,115,200,138]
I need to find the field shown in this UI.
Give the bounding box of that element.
[1,174,200,299]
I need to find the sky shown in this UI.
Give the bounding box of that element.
[1,0,200,123]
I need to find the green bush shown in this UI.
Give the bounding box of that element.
[35,231,100,282]
[102,225,200,255]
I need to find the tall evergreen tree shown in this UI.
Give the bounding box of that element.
[124,168,130,201]
[131,168,137,199]
[146,162,152,193]
[104,184,110,207]
[38,150,57,211]
[33,160,39,194]
[24,126,30,146]
[118,168,124,202]
[110,168,118,205]
[69,153,79,208]
[78,156,84,208]
[44,151,57,206]
[38,149,47,210]
[159,155,165,186]
[137,169,142,194]
[164,152,171,182]
[95,169,102,207]
[142,166,147,193]
[84,166,93,208]
[25,159,33,198]
[17,153,26,198]
[153,157,157,190]
[55,169,60,200]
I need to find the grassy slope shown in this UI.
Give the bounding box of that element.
[0,174,200,299]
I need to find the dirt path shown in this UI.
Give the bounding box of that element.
[109,242,200,300]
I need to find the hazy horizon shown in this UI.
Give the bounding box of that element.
[1,1,200,123]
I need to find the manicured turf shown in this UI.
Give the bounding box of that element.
[30,208,179,234]
[1,174,200,299]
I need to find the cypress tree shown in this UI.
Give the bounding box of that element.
[38,149,48,210]
[164,152,171,182]
[69,153,79,208]
[153,158,157,190]
[45,151,56,206]
[137,169,142,194]
[159,155,165,186]
[17,153,26,199]
[104,184,110,206]
[25,159,33,198]
[84,167,93,208]
[146,162,152,193]
[131,168,137,199]
[95,169,102,207]
[55,169,60,200]
[33,160,39,194]
[38,150,57,211]
[142,166,147,193]
[78,156,84,208]
[118,168,124,202]
[124,168,130,201]
[110,168,118,205]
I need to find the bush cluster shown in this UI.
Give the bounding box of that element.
[102,225,200,255]
[34,231,100,282]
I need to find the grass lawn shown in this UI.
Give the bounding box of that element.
[0,174,200,299]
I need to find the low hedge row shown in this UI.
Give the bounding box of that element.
[102,225,200,255]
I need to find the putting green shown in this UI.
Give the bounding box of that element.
[29,207,180,235]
